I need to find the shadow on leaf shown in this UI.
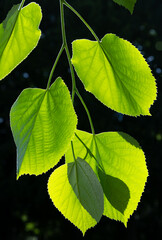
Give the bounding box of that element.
[118,132,141,149]
[98,168,130,214]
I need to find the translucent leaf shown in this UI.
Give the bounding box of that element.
[10,77,77,178]
[48,157,104,235]
[113,0,137,14]
[71,34,157,116]
[0,2,42,80]
[65,130,148,226]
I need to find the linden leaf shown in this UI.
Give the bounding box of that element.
[65,130,148,226]
[0,2,42,80]
[48,158,104,235]
[10,77,77,178]
[71,34,157,116]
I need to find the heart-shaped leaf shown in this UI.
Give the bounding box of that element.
[48,158,104,235]
[0,2,42,80]
[66,130,148,226]
[10,77,77,178]
[71,34,157,116]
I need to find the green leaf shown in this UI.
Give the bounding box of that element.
[71,34,157,116]
[48,157,104,235]
[65,130,148,226]
[0,2,42,80]
[68,157,104,223]
[113,0,137,14]
[10,77,77,178]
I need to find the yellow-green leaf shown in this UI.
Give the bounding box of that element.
[71,34,157,116]
[0,2,42,80]
[66,130,148,226]
[10,77,77,178]
[48,159,103,235]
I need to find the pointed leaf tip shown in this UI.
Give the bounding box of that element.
[113,0,137,14]
[48,162,100,234]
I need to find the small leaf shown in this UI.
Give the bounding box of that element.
[68,157,104,223]
[0,2,42,80]
[113,0,137,14]
[10,77,77,178]
[65,130,148,226]
[71,34,157,116]
[48,157,104,235]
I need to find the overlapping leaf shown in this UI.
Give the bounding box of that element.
[0,2,42,80]
[48,158,104,235]
[10,77,77,178]
[71,34,157,116]
[65,130,148,226]
[113,0,137,14]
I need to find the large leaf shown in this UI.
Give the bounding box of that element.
[10,77,77,178]
[113,0,137,14]
[65,130,148,226]
[48,158,104,235]
[71,34,157,116]
[0,2,42,80]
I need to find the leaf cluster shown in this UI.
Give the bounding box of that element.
[0,0,157,235]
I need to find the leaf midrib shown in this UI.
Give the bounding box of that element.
[99,40,141,112]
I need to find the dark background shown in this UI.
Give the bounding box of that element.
[0,0,162,239]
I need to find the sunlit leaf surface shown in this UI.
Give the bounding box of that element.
[66,130,148,225]
[0,2,42,80]
[72,34,157,116]
[48,157,104,234]
[10,77,77,178]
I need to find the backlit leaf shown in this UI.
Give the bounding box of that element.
[71,34,157,116]
[10,77,77,178]
[113,0,137,14]
[0,2,42,80]
[48,157,104,235]
[66,130,148,226]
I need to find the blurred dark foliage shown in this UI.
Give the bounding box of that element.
[0,0,162,239]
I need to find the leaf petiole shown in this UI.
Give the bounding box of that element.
[19,0,26,10]
[75,133,105,172]
[75,89,95,136]
[59,0,76,102]
[46,44,65,89]
[59,0,96,136]
[63,0,100,42]
[71,141,76,162]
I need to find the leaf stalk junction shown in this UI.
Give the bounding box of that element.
[46,0,99,163]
